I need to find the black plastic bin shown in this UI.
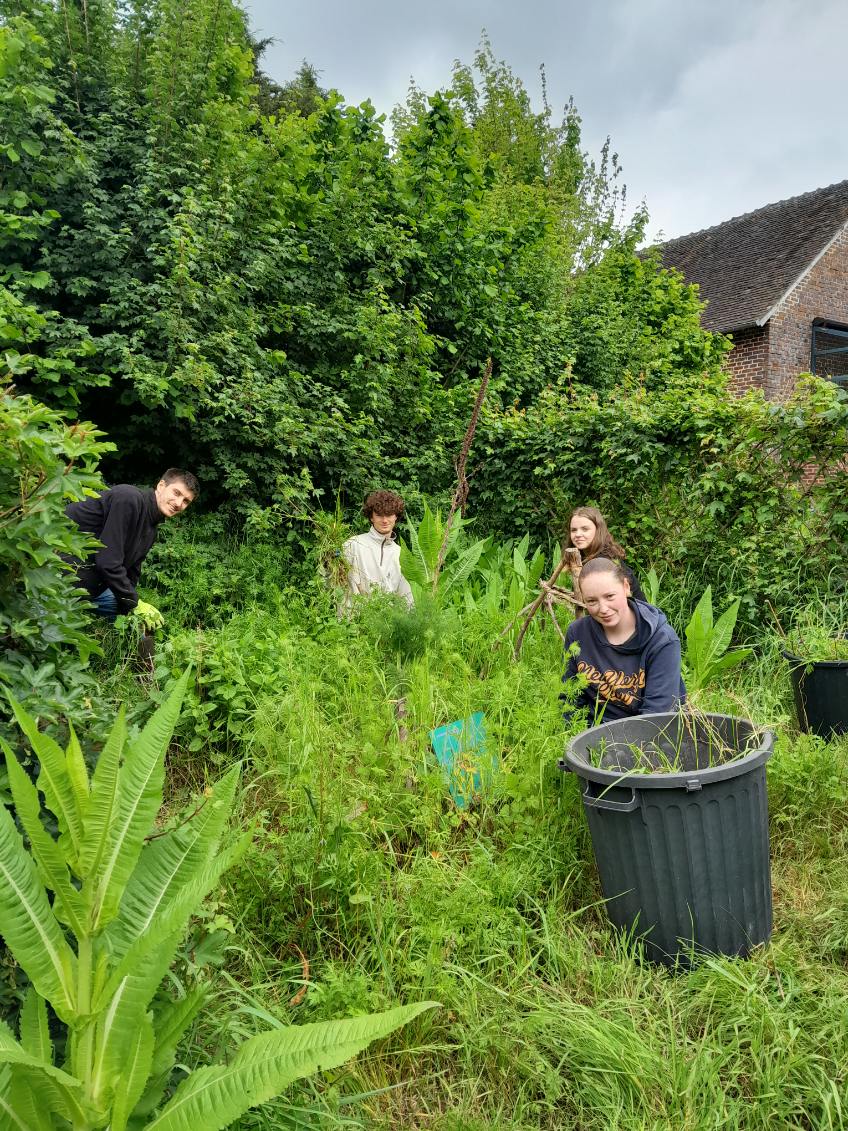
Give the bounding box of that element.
[782,650,848,738]
[560,712,774,966]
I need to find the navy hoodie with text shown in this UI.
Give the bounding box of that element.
[561,599,686,723]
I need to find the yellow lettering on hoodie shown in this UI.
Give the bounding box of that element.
[576,660,646,707]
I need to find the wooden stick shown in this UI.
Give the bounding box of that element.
[510,553,574,658]
[432,358,492,591]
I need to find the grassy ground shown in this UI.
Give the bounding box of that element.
[108,564,848,1131]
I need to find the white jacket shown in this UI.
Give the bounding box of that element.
[343,527,414,607]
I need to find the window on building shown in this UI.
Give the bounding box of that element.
[811,320,848,387]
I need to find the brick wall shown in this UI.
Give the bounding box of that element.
[723,325,769,393]
[766,223,848,399]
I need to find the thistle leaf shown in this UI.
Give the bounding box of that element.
[95,833,250,1011]
[80,706,126,881]
[131,989,207,1120]
[65,724,90,825]
[0,804,77,1021]
[6,695,83,871]
[90,939,179,1111]
[4,746,86,939]
[18,990,51,1065]
[103,766,240,961]
[0,1018,81,1091]
[110,1013,154,1131]
[146,1002,438,1131]
[91,672,189,931]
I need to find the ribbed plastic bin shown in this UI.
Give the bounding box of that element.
[560,712,774,966]
[782,650,848,738]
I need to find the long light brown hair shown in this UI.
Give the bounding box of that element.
[567,506,625,561]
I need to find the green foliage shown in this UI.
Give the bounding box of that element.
[358,591,455,669]
[400,502,491,600]
[785,597,848,662]
[478,372,848,628]
[151,608,308,755]
[141,513,300,629]
[0,386,111,733]
[0,676,434,1128]
[683,587,753,692]
[563,241,731,392]
[462,532,548,618]
[0,15,99,406]
[642,566,663,607]
[165,541,848,1130]
[4,2,727,524]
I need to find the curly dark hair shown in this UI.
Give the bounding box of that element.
[362,489,405,520]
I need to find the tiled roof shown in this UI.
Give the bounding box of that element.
[654,180,848,332]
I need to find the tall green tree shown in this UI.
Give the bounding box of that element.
[3,2,726,525]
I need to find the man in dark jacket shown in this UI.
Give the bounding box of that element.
[65,468,198,623]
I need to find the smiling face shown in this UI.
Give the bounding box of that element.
[371,511,398,537]
[569,514,598,552]
[154,477,195,518]
[579,568,635,642]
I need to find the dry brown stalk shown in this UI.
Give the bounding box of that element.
[432,358,492,591]
[288,943,310,1007]
[496,547,586,659]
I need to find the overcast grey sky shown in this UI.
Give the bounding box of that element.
[241,0,847,242]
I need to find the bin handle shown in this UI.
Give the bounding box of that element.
[582,782,640,813]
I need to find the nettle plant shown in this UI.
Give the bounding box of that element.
[0,673,433,1129]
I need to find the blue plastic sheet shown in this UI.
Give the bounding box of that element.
[429,711,499,808]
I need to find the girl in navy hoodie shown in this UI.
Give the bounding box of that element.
[562,557,686,724]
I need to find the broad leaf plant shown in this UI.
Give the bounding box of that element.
[0,672,434,1128]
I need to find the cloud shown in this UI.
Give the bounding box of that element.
[242,0,848,241]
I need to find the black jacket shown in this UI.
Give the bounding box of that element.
[64,485,165,612]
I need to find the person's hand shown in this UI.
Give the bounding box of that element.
[131,600,164,631]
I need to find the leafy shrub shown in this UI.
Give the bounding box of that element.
[0,386,110,737]
[141,514,301,630]
[152,610,309,756]
[478,372,848,629]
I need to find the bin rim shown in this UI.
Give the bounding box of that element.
[562,711,774,790]
[781,648,848,671]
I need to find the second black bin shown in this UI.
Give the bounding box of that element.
[782,650,848,738]
[561,712,774,966]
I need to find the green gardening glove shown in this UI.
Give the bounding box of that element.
[131,600,164,632]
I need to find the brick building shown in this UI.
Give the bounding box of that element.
[657,181,848,398]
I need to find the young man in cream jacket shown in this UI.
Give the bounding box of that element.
[343,489,414,608]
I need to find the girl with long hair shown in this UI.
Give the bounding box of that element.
[565,505,645,601]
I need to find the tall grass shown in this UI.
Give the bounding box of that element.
[111,544,848,1130]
